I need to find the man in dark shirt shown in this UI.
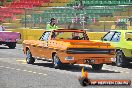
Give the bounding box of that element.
[72,32,81,40]
[73,0,84,10]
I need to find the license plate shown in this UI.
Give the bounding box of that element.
[85,60,90,63]
[85,59,95,63]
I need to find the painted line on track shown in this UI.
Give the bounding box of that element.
[0,65,47,76]
[15,60,130,74]
[16,59,27,64]
[16,59,27,63]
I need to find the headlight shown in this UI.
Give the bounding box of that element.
[65,56,74,60]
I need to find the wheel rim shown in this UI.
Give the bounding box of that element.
[26,50,31,63]
[54,55,59,67]
[116,52,123,66]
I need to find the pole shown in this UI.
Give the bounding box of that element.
[24,8,27,28]
[104,17,106,32]
[104,7,106,32]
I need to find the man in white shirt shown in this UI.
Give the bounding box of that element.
[0,25,5,31]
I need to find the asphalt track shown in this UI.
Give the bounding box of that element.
[0,44,132,88]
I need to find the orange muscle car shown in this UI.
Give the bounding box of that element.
[23,29,115,70]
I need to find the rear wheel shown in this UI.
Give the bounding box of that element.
[116,50,129,67]
[26,49,35,64]
[52,54,62,69]
[8,43,16,49]
[91,64,103,70]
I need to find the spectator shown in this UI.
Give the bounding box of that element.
[83,13,89,29]
[73,0,84,10]
[46,18,59,30]
[83,14,89,23]
[71,14,82,29]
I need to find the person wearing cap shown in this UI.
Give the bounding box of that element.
[46,18,59,30]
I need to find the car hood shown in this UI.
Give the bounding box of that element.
[50,40,114,50]
[23,40,114,50]
[116,41,132,49]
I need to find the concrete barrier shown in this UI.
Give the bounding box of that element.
[6,29,106,43]
[6,28,44,43]
[87,32,106,40]
[128,26,132,30]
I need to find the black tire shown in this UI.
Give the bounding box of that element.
[26,49,35,64]
[52,54,62,69]
[116,50,129,67]
[8,43,16,49]
[91,64,103,70]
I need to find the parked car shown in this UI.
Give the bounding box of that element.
[101,30,132,67]
[0,31,21,49]
[23,29,115,70]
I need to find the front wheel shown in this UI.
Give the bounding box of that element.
[91,64,103,70]
[116,50,129,67]
[52,54,62,69]
[8,43,16,49]
[26,49,35,64]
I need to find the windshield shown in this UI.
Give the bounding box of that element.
[51,31,87,40]
[102,31,121,42]
[125,32,132,41]
[103,31,115,41]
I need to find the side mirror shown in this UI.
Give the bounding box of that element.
[101,37,103,41]
[101,37,107,41]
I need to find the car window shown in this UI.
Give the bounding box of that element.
[125,32,132,41]
[103,31,115,41]
[40,32,50,41]
[111,32,121,42]
[51,32,86,40]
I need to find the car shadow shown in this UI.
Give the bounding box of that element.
[33,62,120,73]
[107,63,132,69]
[0,46,16,49]
[127,63,132,69]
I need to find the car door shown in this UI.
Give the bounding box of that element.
[110,32,121,46]
[36,31,51,59]
[102,31,121,62]
[30,41,40,58]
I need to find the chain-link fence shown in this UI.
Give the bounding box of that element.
[20,5,132,31]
